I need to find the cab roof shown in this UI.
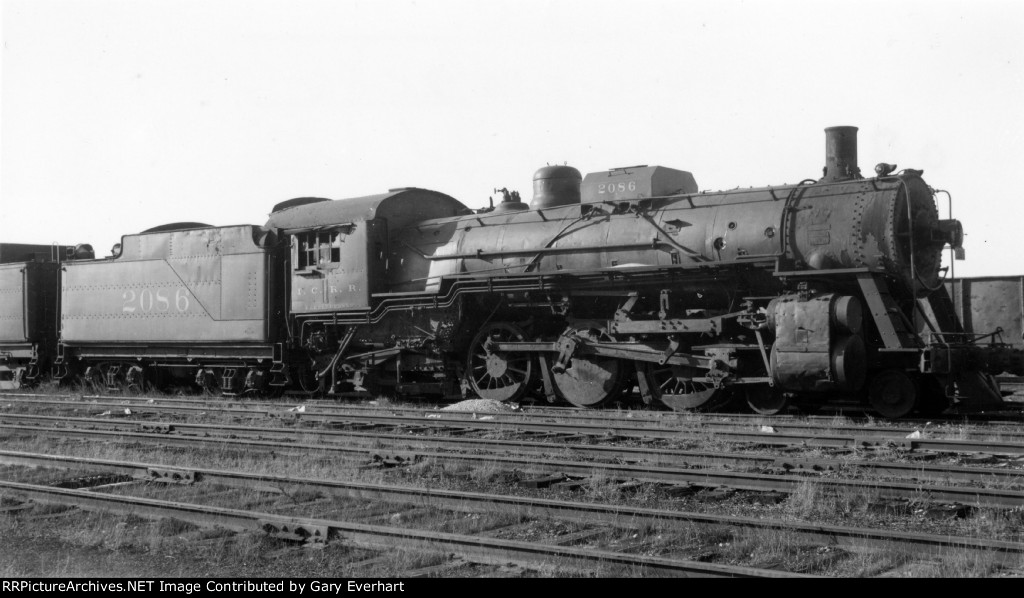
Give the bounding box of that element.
[265,188,470,233]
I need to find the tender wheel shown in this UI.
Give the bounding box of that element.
[550,330,628,408]
[195,368,218,396]
[745,386,790,415]
[868,369,917,419]
[83,362,114,394]
[125,365,149,394]
[467,323,534,402]
[650,365,732,411]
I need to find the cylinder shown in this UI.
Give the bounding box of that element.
[531,165,582,209]
[831,295,863,335]
[822,126,861,182]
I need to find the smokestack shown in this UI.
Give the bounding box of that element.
[821,126,861,183]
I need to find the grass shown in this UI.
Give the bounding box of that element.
[783,479,877,521]
[4,386,1024,577]
[965,507,1024,540]
[0,500,384,577]
[721,527,843,573]
[4,450,1023,577]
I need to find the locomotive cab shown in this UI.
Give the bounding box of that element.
[265,188,470,313]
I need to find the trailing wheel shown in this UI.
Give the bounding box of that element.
[745,385,790,415]
[868,369,917,419]
[295,363,324,396]
[550,329,628,408]
[467,323,534,402]
[649,365,732,411]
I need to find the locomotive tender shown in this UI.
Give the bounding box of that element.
[54,224,287,395]
[3,126,1021,418]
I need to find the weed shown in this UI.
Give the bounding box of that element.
[401,457,442,479]
[583,470,620,502]
[722,527,813,569]
[841,551,911,577]
[785,480,821,519]
[965,508,1017,540]
[784,480,875,521]
[467,461,507,486]
[345,546,448,576]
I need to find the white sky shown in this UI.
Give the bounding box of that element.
[1,0,1021,277]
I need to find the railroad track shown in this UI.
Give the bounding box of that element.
[5,417,1024,509]
[5,390,1023,426]
[4,414,1024,487]
[6,392,1024,436]
[1,478,803,577]
[5,401,1024,576]
[5,394,1023,443]
[2,451,1022,570]
[5,400,1024,455]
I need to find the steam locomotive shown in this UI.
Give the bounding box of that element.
[1,126,1020,418]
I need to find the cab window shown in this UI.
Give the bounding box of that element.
[294,231,342,270]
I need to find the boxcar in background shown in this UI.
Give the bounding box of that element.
[946,276,1024,348]
[946,275,1024,396]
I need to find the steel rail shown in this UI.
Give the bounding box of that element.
[4,422,1024,508]
[4,416,1024,487]
[4,392,1021,426]
[5,395,1023,442]
[6,395,1024,445]
[0,478,807,578]
[291,400,1024,426]
[1,450,1020,566]
[8,393,1024,425]
[5,404,1024,456]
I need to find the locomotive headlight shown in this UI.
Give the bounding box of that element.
[933,219,965,260]
[935,219,964,250]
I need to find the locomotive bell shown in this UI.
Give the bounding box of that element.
[821,126,862,182]
[530,165,582,209]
